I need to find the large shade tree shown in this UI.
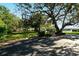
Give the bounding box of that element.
[17,3,79,35]
[0,5,21,33]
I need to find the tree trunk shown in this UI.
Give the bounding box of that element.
[55,27,65,36]
[52,19,62,35]
[52,20,65,35]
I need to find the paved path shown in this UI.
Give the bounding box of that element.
[0,35,79,56]
[63,34,79,39]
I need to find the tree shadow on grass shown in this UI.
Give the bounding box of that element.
[1,35,79,56]
[0,36,59,56]
[62,34,79,39]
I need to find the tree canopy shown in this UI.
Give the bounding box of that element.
[0,5,21,33]
[17,3,79,35]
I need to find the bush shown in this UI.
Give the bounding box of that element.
[46,29,55,35]
[0,27,6,40]
[0,27,6,33]
[38,31,45,37]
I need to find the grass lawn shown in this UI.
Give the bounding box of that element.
[63,31,79,35]
[0,31,37,42]
[2,31,79,43]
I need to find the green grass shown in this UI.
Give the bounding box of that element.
[63,31,79,35]
[0,32,37,42]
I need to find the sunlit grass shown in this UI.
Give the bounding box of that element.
[0,32,37,42]
[63,31,79,35]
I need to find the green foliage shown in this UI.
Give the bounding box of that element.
[0,19,5,27]
[63,31,79,35]
[38,31,45,37]
[0,19,6,35]
[0,32,37,42]
[0,27,6,33]
[0,5,21,33]
[0,5,24,41]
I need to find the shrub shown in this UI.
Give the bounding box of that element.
[0,27,6,33]
[0,27,6,40]
[46,29,55,35]
[38,31,45,37]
